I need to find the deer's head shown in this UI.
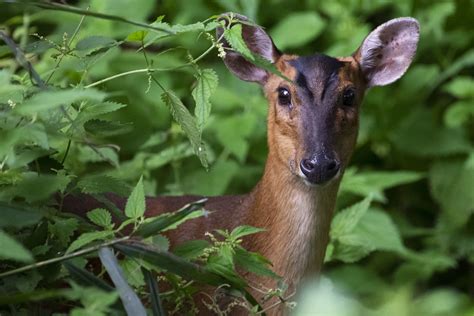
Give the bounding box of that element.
[218,15,419,186]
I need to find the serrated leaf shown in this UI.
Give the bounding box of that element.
[16,88,106,115]
[84,119,133,137]
[87,208,113,229]
[125,176,146,219]
[173,239,210,260]
[223,24,289,82]
[330,196,372,239]
[126,30,149,42]
[77,174,130,197]
[161,89,208,167]
[67,230,114,254]
[193,68,218,130]
[234,246,278,278]
[172,22,205,33]
[49,218,79,247]
[331,209,406,263]
[0,229,33,262]
[114,241,233,287]
[120,258,145,288]
[230,225,265,241]
[224,24,253,60]
[76,101,127,125]
[75,36,117,53]
[12,172,71,202]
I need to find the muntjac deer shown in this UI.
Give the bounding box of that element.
[65,13,419,314]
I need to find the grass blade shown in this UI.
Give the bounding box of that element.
[143,268,166,316]
[134,198,207,238]
[99,247,147,316]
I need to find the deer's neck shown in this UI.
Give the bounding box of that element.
[245,154,340,286]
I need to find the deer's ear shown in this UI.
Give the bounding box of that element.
[216,13,280,84]
[354,17,420,88]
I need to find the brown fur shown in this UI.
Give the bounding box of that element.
[62,52,369,316]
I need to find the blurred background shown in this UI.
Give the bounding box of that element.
[1,0,473,315]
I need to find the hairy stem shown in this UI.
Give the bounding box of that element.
[0,236,130,278]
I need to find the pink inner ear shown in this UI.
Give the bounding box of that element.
[360,18,419,87]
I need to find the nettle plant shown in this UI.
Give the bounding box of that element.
[0,6,423,315]
[0,10,291,314]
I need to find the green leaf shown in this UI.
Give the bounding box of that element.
[87,208,113,229]
[114,242,233,287]
[270,12,326,49]
[331,209,406,263]
[76,101,127,125]
[161,89,208,167]
[67,230,114,254]
[0,229,33,262]
[330,196,372,239]
[135,198,207,238]
[126,30,149,42]
[49,218,79,247]
[77,174,131,197]
[0,202,43,228]
[16,88,106,115]
[125,176,146,219]
[234,246,279,278]
[430,158,474,227]
[443,76,474,98]
[230,225,265,241]
[75,36,117,54]
[192,68,219,130]
[223,24,289,82]
[173,239,210,260]
[391,108,472,157]
[145,143,194,170]
[120,258,145,288]
[340,169,423,202]
[444,101,474,128]
[224,24,253,60]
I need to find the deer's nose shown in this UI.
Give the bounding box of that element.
[300,154,340,185]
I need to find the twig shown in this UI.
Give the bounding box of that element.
[9,1,174,35]
[0,236,130,279]
[0,31,46,89]
[46,5,89,83]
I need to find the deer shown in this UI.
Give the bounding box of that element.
[64,13,419,315]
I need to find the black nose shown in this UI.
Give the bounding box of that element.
[300,155,340,185]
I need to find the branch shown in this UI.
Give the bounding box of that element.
[9,1,174,35]
[0,31,46,89]
[0,236,130,278]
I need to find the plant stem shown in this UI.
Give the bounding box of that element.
[0,236,130,279]
[84,31,225,88]
[21,1,174,35]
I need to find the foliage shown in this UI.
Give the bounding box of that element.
[0,0,473,315]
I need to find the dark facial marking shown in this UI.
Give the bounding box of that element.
[289,54,344,157]
[289,54,343,104]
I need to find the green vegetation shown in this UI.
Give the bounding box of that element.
[0,0,473,315]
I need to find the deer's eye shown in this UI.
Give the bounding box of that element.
[277,88,292,106]
[342,88,356,107]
